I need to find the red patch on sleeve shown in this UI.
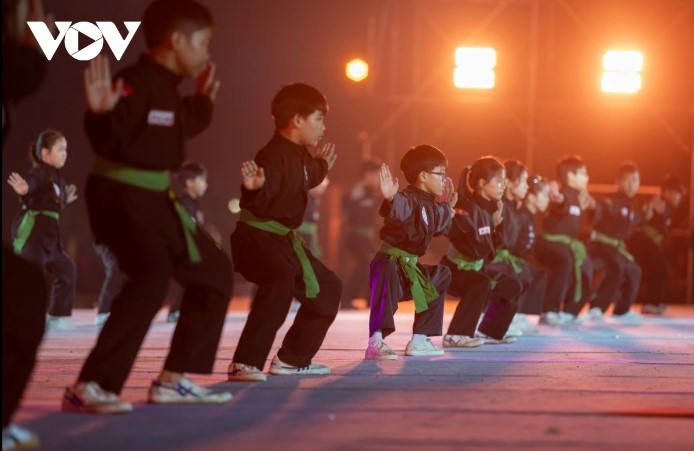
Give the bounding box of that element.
[121,83,134,97]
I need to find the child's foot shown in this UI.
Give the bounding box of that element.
[539,311,562,326]
[641,304,666,315]
[581,306,605,323]
[228,362,267,381]
[94,312,110,327]
[46,315,76,331]
[364,341,398,360]
[269,356,330,376]
[611,310,643,324]
[148,377,232,404]
[475,332,517,344]
[442,334,484,348]
[167,311,180,323]
[558,312,586,325]
[2,423,40,450]
[405,338,444,356]
[62,381,133,414]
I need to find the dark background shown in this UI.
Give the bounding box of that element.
[3,0,693,299]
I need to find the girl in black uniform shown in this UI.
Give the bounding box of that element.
[8,129,77,331]
[443,157,522,347]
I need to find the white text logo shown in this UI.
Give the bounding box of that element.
[27,21,140,61]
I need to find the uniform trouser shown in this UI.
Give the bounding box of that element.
[2,247,49,428]
[368,252,450,338]
[588,242,642,315]
[627,231,668,306]
[94,244,124,314]
[80,177,233,394]
[14,217,75,317]
[231,223,342,370]
[343,233,378,306]
[534,238,594,316]
[485,261,546,316]
[444,257,522,339]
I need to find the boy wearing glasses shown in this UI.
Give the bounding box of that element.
[365,145,457,360]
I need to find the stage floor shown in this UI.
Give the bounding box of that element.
[12,300,694,450]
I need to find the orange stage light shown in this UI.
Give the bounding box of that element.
[346,59,369,82]
[601,50,643,94]
[453,47,496,89]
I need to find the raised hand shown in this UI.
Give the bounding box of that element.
[548,180,564,204]
[492,199,504,226]
[442,176,458,209]
[7,172,28,196]
[65,184,78,204]
[379,163,399,201]
[578,190,596,210]
[84,55,123,113]
[315,143,337,170]
[196,62,221,102]
[651,195,667,215]
[241,160,265,190]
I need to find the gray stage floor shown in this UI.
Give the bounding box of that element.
[12,300,694,450]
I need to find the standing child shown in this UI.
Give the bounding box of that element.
[365,145,456,360]
[627,175,685,315]
[585,162,643,322]
[228,82,341,381]
[67,0,233,414]
[535,155,596,325]
[443,157,522,346]
[8,129,78,331]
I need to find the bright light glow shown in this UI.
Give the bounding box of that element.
[454,47,496,89]
[453,68,495,89]
[603,50,643,72]
[601,72,642,94]
[346,59,369,82]
[455,47,496,68]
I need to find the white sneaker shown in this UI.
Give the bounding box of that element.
[511,314,540,334]
[539,311,562,326]
[269,356,330,376]
[404,338,444,356]
[2,424,40,450]
[476,332,517,344]
[442,334,484,348]
[228,363,267,382]
[558,312,586,324]
[505,325,524,337]
[612,310,643,324]
[46,316,76,331]
[148,377,232,404]
[62,381,133,414]
[365,341,398,360]
[581,307,605,323]
[94,313,110,327]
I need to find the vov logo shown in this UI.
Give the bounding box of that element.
[27,21,140,61]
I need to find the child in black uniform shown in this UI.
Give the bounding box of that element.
[297,177,329,258]
[443,157,522,346]
[228,82,341,381]
[365,145,456,360]
[536,155,596,325]
[8,129,78,331]
[627,175,684,315]
[585,162,643,322]
[66,0,233,413]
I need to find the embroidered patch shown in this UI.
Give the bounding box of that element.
[620,207,629,217]
[569,205,581,216]
[147,110,175,127]
[478,226,491,235]
[421,207,429,225]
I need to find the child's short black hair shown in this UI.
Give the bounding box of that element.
[29,129,64,166]
[661,174,684,193]
[400,145,447,185]
[527,174,548,196]
[143,0,214,49]
[177,162,207,183]
[617,161,639,178]
[271,83,328,129]
[556,155,586,185]
[504,159,528,183]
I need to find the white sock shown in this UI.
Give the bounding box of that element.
[411,334,427,344]
[369,331,383,345]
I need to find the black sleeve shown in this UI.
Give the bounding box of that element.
[306,157,329,189]
[240,148,282,209]
[180,94,214,140]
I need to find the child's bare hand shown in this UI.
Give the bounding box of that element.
[315,143,337,170]
[492,199,504,226]
[379,163,399,201]
[548,180,564,203]
[442,176,458,208]
[84,55,123,113]
[65,184,78,204]
[196,62,221,102]
[241,160,265,190]
[7,172,28,196]
[651,195,666,215]
[578,190,596,210]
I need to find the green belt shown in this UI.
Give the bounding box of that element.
[91,156,201,263]
[240,209,319,298]
[641,224,664,246]
[12,209,60,255]
[296,221,322,258]
[491,248,524,274]
[381,242,438,313]
[447,247,484,272]
[543,233,586,303]
[592,232,634,262]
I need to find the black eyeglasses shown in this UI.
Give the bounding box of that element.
[426,171,447,180]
